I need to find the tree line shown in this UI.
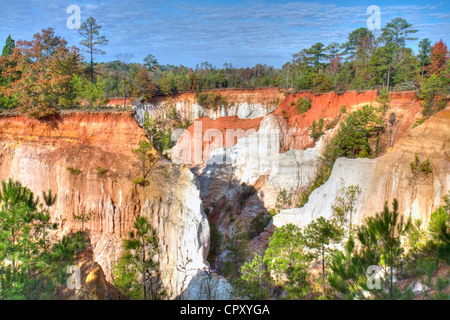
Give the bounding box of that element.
[0,16,448,118]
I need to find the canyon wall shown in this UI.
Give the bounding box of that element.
[274,107,450,230]
[170,90,448,256]
[134,88,283,125]
[0,111,229,299]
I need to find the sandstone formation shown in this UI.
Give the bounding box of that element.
[134,88,283,125]
[0,111,228,299]
[275,108,450,229]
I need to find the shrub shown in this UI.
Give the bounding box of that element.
[95,166,108,177]
[310,117,325,141]
[296,96,311,114]
[133,177,146,186]
[410,153,432,175]
[66,167,82,176]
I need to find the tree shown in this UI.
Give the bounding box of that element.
[0,36,18,110]
[418,73,448,115]
[330,199,411,300]
[223,224,250,279]
[381,17,418,47]
[418,38,432,79]
[1,28,82,118]
[1,35,15,57]
[113,216,163,300]
[115,53,134,108]
[234,253,271,299]
[72,211,93,233]
[72,74,108,109]
[264,224,310,299]
[305,217,343,298]
[368,42,398,89]
[427,39,449,76]
[341,27,375,60]
[143,54,158,72]
[78,16,108,83]
[132,140,159,185]
[133,66,156,101]
[207,222,223,269]
[0,179,87,299]
[331,185,362,236]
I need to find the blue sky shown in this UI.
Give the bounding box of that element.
[0,0,449,68]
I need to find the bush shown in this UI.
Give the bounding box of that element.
[95,166,108,177]
[133,177,146,186]
[66,167,82,176]
[296,96,311,114]
[310,117,325,141]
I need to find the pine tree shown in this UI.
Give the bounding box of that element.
[305,217,343,298]
[78,17,108,83]
[1,35,15,57]
[264,224,310,299]
[113,216,163,300]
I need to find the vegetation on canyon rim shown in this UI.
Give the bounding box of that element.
[0,16,448,118]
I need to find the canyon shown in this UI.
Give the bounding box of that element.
[0,88,448,299]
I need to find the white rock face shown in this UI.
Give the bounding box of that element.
[93,167,231,299]
[273,157,377,228]
[134,101,275,125]
[227,103,276,119]
[194,114,325,236]
[150,167,234,299]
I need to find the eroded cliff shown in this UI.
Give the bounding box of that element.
[0,111,228,299]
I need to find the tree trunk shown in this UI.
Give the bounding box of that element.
[123,71,127,109]
[322,245,325,298]
[90,48,94,84]
[387,60,391,91]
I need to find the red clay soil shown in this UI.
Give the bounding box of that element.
[273,90,379,128]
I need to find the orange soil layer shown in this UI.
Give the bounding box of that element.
[0,112,146,153]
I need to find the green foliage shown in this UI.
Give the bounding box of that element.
[196,91,228,110]
[234,253,271,300]
[72,74,108,109]
[1,35,15,58]
[418,74,449,116]
[264,224,310,299]
[296,96,311,114]
[276,189,292,210]
[331,185,362,236]
[410,153,432,175]
[72,211,93,232]
[305,217,343,297]
[310,117,325,141]
[142,113,176,153]
[249,212,271,237]
[66,167,82,176]
[299,106,378,207]
[78,16,108,83]
[132,140,159,183]
[113,216,164,300]
[95,166,108,177]
[207,222,223,269]
[0,179,87,299]
[223,224,250,280]
[412,118,426,128]
[330,199,411,300]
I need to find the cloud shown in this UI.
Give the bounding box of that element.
[0,0,448,68]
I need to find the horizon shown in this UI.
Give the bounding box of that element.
[1,0,450,68]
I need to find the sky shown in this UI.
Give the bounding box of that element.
[0,0,449,68]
